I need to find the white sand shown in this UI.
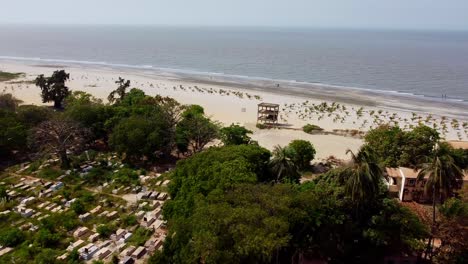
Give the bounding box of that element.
[1,61,467,161]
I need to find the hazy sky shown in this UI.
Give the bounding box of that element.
[1,0,467,30]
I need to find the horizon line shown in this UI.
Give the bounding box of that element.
[1,22,467,33]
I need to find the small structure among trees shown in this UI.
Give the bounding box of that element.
[257,103,279,125]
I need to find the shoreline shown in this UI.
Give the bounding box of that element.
[1,60,467,159]
[1,56,467,114]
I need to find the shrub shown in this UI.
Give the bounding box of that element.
[256,123,268,129]
[97,224,117,238]
[122,215,138,227]
[0,228,25,247]
[288,140,316,170]
[71,199,86,215]
[303,124,323,134]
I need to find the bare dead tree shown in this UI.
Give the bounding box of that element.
[31,119,91,168]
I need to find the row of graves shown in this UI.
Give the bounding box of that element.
[55,194,169,263]
[1,155,171,262]
[54,202,140,263]
[0,175,67,257]
[1,176,65,223]
[54,172,171,263]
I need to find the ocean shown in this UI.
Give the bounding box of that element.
[1,25,468,102]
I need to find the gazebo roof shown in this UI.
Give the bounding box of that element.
[258,103,279,107]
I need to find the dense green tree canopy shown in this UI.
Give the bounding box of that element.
[363,198,428,252]
[165,145,272,217]
[0,228,25,247]
[287,139,316,170]
[64,92,113,140]
[400,125,440,167]
[220,124,253,145]
[364,124,404,167]
[109,115,171,161]
[175,105,219,154]
[0,73,440,264]
[153,143,429,264]
[365,124,440,168]
[0,110,27,159]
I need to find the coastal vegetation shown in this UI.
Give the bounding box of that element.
[302,123,324,134]
[0,71,24,82]
[0,70,467,263]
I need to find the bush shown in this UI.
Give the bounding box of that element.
[71,199,86,215]
[288,140,316,170]
[303,124,323,134]
[35,228,61,247]
[256,123,268,129]
[122,215,138,227]
[97,224,117,238]
[17,105,53,127]
[0,228,25,247]
[220,124,252,145]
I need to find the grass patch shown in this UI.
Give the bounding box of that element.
[0,71,24,82]
[128,227,154,247]
[37,167,63,180]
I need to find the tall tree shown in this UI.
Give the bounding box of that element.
[220,124,252,146]
[417,143,464,259]
[342,146,384,205]
[35,70,70,109]
[108,77,130,104]
[154,95,185,129]
[109,116,171,162]
[64,91,111,140]
[400,125,440,167]
[154,95,185,149]
[364,124,404,167]
[269,145,300,183]
[31,119,90,168]
[175,105,219,154]
[364,124,440,168]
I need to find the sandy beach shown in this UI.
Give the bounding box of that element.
[1,60,467,160]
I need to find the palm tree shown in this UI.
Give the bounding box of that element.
[417,142,464,259]
[269,145,299,183]
[343,146,384,205]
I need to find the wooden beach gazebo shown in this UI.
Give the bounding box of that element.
[257,103,279,124]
